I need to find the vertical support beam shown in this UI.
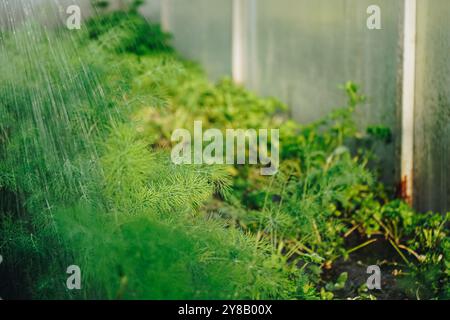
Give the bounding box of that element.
[232,0,245,84]
[160,0,170,32]
[248,0,257,86]
[401,0,417,205]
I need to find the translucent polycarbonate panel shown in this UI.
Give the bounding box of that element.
[414,0,450,213]
[244,0,403,183]
[139,0,161,23]
[164,0,232,80]
[246,0,402,124]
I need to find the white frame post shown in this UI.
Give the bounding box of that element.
[232,0,246,84]
[401,0,417,205]
[160,0,170,32]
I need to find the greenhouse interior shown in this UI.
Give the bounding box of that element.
[0,0,449,301]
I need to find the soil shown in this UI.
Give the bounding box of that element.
[322,233,410,300]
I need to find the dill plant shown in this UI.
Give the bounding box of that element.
[0,9,310,300]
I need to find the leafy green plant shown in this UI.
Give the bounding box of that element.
[85,2,172,55]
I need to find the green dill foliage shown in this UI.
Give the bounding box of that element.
[0,5,310,300]
[86,1,172,55]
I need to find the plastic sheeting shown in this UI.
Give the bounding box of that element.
[163,0,233,80]
[245,0,402,125]
[414,0,450,213]
[242,0,403,184]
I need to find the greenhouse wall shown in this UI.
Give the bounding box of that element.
[243,0,403,125]
[244,0,403,186]
[161,0,233,80]
[414,0,450,213]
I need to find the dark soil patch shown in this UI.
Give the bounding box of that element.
[322,233,411,300]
